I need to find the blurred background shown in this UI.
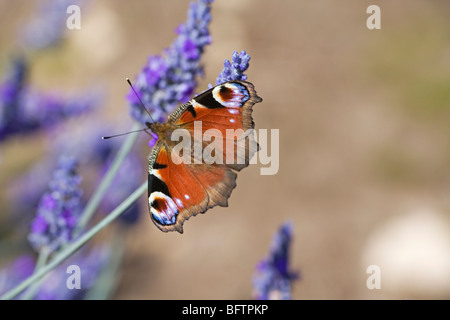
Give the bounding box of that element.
[1,0,450,299]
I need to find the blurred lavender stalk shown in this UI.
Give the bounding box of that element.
[51,121,144,224]
[28,156,83,254]
[0,57,100,143]
[8,120,144,227]
[0,58,27,140]
[252,222,299,300]
[19,0,85,50]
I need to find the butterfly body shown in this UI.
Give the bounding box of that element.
[146,122,177,144]
[147,80,262,233]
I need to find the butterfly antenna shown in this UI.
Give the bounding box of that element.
[102,127,151,139]
[126,78,155,123]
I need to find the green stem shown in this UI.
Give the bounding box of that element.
[0,181,147,301]
[75,123,141,235]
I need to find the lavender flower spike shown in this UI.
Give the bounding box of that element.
[252,222,299,300]
[0,57,27,140]
[28,155,83,254]
[20,0,85,50]
[127,0,214,124]
[216,50,251,85]
[0,58,100,143]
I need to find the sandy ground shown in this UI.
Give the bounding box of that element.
[1,0,450,299]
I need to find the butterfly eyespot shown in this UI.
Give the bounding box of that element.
[218,85,234,100]
[150,193,179,225]
[151,198,163,210]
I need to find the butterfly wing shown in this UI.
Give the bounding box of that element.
[148,141,237,233]
[148,81,262,233]
[172,80,262,171]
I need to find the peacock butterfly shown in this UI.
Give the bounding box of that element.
[145,80,262,233]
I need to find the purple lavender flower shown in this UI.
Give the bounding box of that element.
[8,121,140,219]
[20,0,85,50]
[50,119,144,224]
[50,119,144,225]
[0,57,27,138]
[127,0,214,124]
[216,50,251,85]
[0,256,35,296]
[252,222,299,300]
[28,155,83,253]
[19,88,100,135]
[0,58,100,142]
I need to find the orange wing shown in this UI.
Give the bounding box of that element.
[148,81,262,233]
[172,80,262,170]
